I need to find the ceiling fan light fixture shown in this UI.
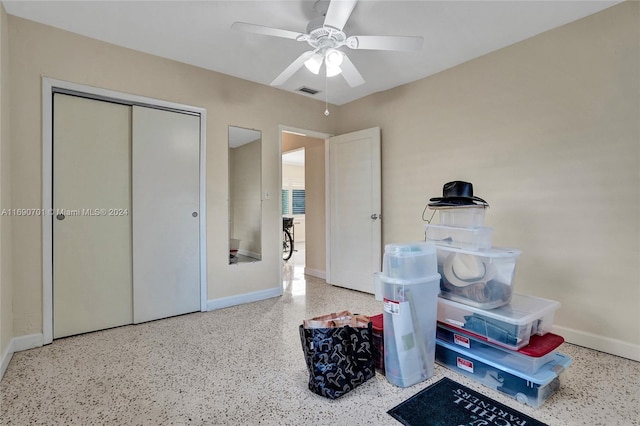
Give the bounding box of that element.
[325,48,344,67]
[304,53,323,75]
[326,63,342,77]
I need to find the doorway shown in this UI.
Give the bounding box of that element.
[282,147,306,269]
[280,127,329,282]
[278,125,381,289]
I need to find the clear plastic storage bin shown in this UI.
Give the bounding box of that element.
[437,294,561,350]
[436,323,564,374]
[436,245,521,309]
[383,242,438,280]
[437,206,487,228]
[435,338,572,408]
[425,223,493,250]
[382,273,440,387]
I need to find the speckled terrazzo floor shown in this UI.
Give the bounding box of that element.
[1,259,639,425]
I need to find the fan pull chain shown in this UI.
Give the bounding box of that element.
[324,72,330,116]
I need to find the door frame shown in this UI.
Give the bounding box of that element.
[42,77,208,344]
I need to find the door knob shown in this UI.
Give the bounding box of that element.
[371,213,379,220]
[192,212,198,217]
[56,214,65,221]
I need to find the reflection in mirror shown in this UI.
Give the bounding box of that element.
[229,126,262,265]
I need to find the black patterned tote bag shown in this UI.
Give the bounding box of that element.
[299,322,375,399]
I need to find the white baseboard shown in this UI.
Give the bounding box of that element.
[1,333,44,380]
[304,268,325,279]
[1,339,14,380]
[553,325,640,362]
[13,333,44,352]
[207,286,282,311]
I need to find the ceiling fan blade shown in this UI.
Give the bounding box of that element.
[323,0,358,31]
[270,51,315,86]
[340,54,365,87]
[231,22,304,41]
[346,35,424,51]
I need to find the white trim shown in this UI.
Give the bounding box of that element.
[207,287,282,311]
[324,138,331,284]
[44,79,205,115]
[199,111,208,313]
[553,325,640,362]
[1,333,45,380]
[42,79,53,344]
[42,77,207,344]
[13,333,44,352]
[304,267,326,280]
[1,338,14,380]
[278,127,284,292]
[281,125,333,140]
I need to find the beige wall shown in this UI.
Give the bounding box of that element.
[304,140,326,275]
[336,2,639,359]
[7,15,336,337]
[0,3,13,365]
[282,133,326,276]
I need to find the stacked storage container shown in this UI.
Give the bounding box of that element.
[379,243,441,388]
[425,184,571,408]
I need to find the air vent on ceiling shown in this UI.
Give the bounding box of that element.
[297,86,320,95]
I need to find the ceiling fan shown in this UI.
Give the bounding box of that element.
[231,0,424,88]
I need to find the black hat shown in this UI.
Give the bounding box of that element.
[428,181,488,207]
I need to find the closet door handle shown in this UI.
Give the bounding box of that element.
[192,212,198,217]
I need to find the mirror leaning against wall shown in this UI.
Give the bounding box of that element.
[228,126,262,265]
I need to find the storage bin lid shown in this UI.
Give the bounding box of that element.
[438,293,561,326]
[436,245,521,258]
[379,273,441,286]
[439,322,565,358]
[437,338,573,384]
[425,223,494,232]
[385,241,437,257]
[518,333,565,358]
[430,205,488,210]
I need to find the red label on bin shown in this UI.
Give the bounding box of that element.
[457,357,474,373]
[454,334,471,349]
[383,298,400,315]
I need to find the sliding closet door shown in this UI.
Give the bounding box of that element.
[53,94,133,338]
[132,106,200,323]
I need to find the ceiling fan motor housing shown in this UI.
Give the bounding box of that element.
[304,18,347,51]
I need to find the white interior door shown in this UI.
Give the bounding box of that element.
[53,94,133,338]
[327,127,381,293]
[132,106,200,323]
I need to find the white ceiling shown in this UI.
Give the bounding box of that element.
[2,0,621,105]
